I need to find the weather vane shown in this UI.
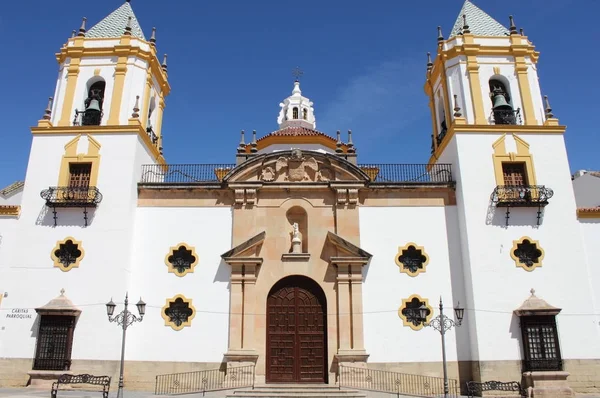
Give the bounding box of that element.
[292,66,303,82]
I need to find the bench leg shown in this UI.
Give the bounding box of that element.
[50,388,57,398]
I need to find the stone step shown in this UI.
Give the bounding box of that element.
[227,385,367,398]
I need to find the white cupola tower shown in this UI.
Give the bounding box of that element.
[277,80,316,130]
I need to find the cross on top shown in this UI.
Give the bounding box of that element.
[292,67,303,82]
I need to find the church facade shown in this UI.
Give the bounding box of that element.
[1,1,599,396]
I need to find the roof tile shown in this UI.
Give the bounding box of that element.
[450,0,509,38]
[86,2,145,40]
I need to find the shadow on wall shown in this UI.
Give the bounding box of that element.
[213,258,232,285]
[486,203,544,228]
[36,205,97,227]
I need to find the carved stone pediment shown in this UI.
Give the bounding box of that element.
[225,150,369,184]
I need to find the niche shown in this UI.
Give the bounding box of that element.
[286,206,308,253]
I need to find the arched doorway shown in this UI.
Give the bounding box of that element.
[266,275,327,383]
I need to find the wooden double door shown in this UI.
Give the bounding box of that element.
[266,276,327,383]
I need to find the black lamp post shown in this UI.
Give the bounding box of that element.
[418,297,464,398]
[106,293,145,398]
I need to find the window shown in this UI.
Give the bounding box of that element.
[68,163,92,189]
[293,107,299,119]
[161,295,196,331]
[165,243,198,277]
[302,108,308,120]
[33,315,75,370]
[510,236,544,271]
[395,242,429,277]
[520,316,563,371]
[51,237,85,272]
[398,295,432,331]
[502,163,527,186]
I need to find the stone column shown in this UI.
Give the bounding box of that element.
[241,264,258,350]
[336,264,352,351]
[349,263,365,351]
[332,258,369,366]
[228,264,244,352]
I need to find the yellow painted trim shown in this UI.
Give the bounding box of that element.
[577,208,600,219]
[513,51,537,125]
[439,65,452,130]
[466,52,486,124]
[161,294,196,331]
[58,58,81,126]
[395,242,429,278]
[165,242,199,277]
[398,294,433,331]
[140,71,153,130]
[510,236,544,272]
[57,134,101,187]
[55,43,170,97]
[107,55,128,125]
[254,135,348,152]
[428,124,566,165]
[491,133,537,186]
[0,205,20,217]
[31,125,165,165]
[155,95,165,141]
[51,236,85,272]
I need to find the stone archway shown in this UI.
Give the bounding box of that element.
[266,275,327,383]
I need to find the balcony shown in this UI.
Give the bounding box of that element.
[40,186,103,226]
[139,163,454,186]
[490,185,553,225]
[73,109,103,126]
[491,108,522,125]
[147,126,158,145]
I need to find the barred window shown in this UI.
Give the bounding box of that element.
[520,315,563,371]
[33,315,75,371]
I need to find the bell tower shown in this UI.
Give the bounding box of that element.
[424,0,595,390]
[36,0,170,159]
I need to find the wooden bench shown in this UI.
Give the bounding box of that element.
[466,380,527,397]
[51,374,111,398]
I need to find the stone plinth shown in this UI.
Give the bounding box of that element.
[523,371,575,397]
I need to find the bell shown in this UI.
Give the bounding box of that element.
[491,89,512,111]
[85,98,102,113]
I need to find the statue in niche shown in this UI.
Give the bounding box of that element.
[290,222,302,254]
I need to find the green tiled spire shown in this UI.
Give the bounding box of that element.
[449,0,509,37]
[86,1,145,40]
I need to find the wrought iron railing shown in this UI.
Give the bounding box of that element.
[40,186,103,226]
[154,365,254,395]
[147,126,158,145]
[140,163,454,184]
[40,186,103,207]
[141,164,236,184]
[359,164,453,184]
[339,364,460,397]
[490,185,553,206]
[523,358,563,372]
[491,108,521,125]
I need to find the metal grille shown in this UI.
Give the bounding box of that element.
[141,164,236,184]
[397,245,426,274]
[401,297,430,328]
[164,298,194,327]
[513,239,542,268]
[339,364,460,397]
[502,163,527,186]
[521,316,563,371]
[53,239,83,268]
[69,164,92,189]
[167,246,196,274]
[33,315,75,371]
[155,365,254,395]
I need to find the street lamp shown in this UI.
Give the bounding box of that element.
[106,293,146,398]
[418,297,464,398]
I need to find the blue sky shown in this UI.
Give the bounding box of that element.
[0,0,598,187]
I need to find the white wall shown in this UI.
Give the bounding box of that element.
[360,206,467,363]
[580,220,600,323]
[126,207,232,362]
[0,189,23,206]
[452,132,600,362]
[0,133,148,361]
